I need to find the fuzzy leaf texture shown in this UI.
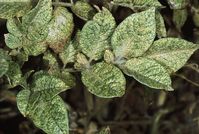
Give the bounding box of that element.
[17,73,71,134]
[112,0,161,9]
[122,58,173,90]
[71,1,96,21]
[144,38,199,74]
[0,0,31,19]
[82,62,126,98]
[111,7,156,59]
[46,7,74,53]
[79,7,116,60]
[22,0,52,42]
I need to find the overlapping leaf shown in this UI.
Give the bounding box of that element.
[80,7,116,60]
[167,0,188,9]
[173,9,188,31]
[156,12,167,38]
[82,62,126,98]
[71,1,96,21]
[17,73,71,134]
[144,38,199,73]
[122,58,173,90]
[111,7,156,59]
[0,0,31,19]
[46,7,74,53]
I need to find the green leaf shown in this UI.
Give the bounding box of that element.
[173,9,188,31]
[156,11,167,38]
[122,58,173,90]
[80,7,116,60]
[17,72,70,134]
[82,62,126,98]
[23,41,47,56]
[22,0,52,42]
[0,0,31,19]
[71,1,96,21]
[59,42,76,66]
[104,50,115,64]
[112,0,161,9]
[6,61,22,86]
[98,127,111,134]
[46,7,74,53]
[144,38,199,73]
[4,33,23,49]
[43,51,59,69]
[17,91,69,134]
[111,7,156,59]
[167,0,188,9]
[74,53,90,70]
[0,59,9,77]
[6,18,23,36]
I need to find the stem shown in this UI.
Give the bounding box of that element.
[174,73,199,87]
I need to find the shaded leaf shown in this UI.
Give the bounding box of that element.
[82,62,126,98]
[144,38,199,73]
[156,11,167,38]
[0,59,9,77]
[111,8,156,59]
[71,1,96,21]
[167,0,188,9]
[46,7,74,53]
[122,58,173,90]
[173,9,188,31]
[98,127,111,134]
[80,7,116,60]
[0,0,31,19]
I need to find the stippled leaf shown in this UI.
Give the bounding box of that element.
[104,50,115,64]
[0,0,31,19]
[0,59,9,77]
[122,58,173,90]
[156,11,167,38]
[22,0,52,42]
[6,18,23,36]
[112,0,161,9]
[173,9,188,31]
[98,127,111,134]
[80,7,116,60]
[71,1,96,21]
[167,0,188,9]
[17,91,69,134]
[111,8,156,59]
[23,41,47,56]
[46,7,74,53]
[82,62,126,98]
[144,38,199,73]
[17,72,71,134]
[4,33,23,49]
[59,42,76,66]
[74,53,90,70]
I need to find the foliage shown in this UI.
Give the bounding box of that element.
[0,0,199,134]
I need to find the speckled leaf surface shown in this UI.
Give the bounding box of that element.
[144,38,199,73]
[6,18,23,36]
[4,34,23,49]
[17,73,70,134]
[112,0,161,9]
[0,59,9,77]
[111,8,156,59]
[71,1,96,21]
[156,12,167,38]
[0,0,31,19]
[173,9,188,31]
[22,0,52,42]
[59,42,76,66]
[23,41,47,56]
[82,62,126,98]
[104,50,115,64]
[79,8,116,60]
[123,58,173,90]
[46,7,74,53]
[167,0,188,9]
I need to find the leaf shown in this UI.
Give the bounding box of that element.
[17,72,70,134]
[122,58,173,90]
[71,1,96,21]
[4,34,23,49]
[98,127,111,134]
[82,62,126,98]
[167,0,188,9]
[43,51,59,69]
[6,18,23,36]
[156,11,167,38]
[22,0,52,42]
[80,7,116,60]
[0,59,9,77]
[74,53,90,70]
[0,0,31,19]
[144,38,199,73]
[5,61,22,86]
[17,91,69,134]
[46,7,74,53]
[23,41,47,56]
[173,9,188,31]
[59,42,76,66]
[112,0,161,9]
[104,50,115,64]
[111,7,156,59]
